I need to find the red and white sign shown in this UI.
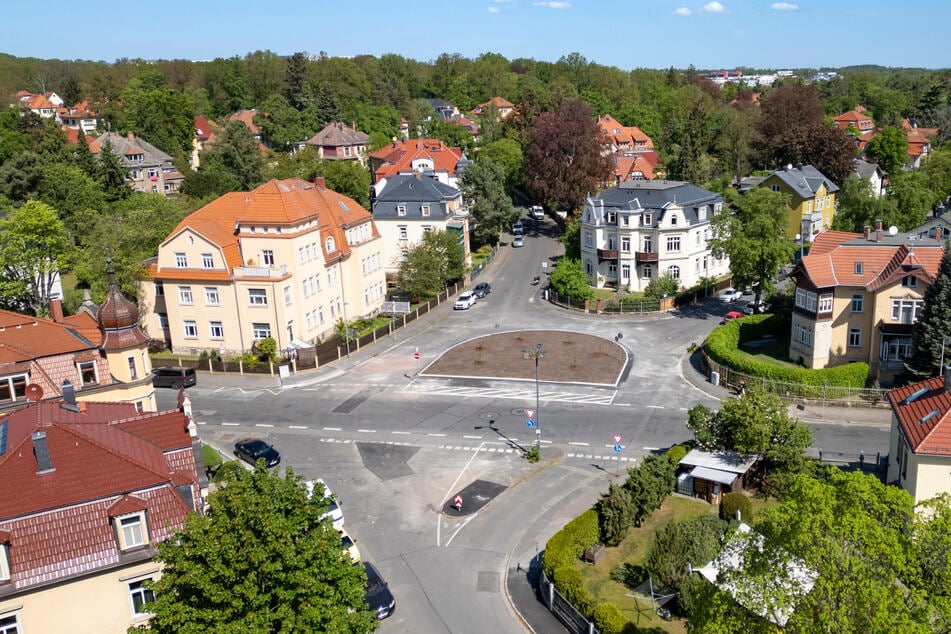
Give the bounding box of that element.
[453,495,463,509]
[414,352,421,360]
[612,434,623,444]
[525,409,536,419]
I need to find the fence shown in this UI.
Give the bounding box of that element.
[546,290,666,315]
[539,569,600,634]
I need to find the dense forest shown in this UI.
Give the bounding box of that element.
[1,51,950,314]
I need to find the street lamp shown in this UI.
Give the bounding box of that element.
[795,233,804,261]
[523,343,545,454]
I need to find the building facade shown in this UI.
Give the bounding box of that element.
[140,178,386,355]
[788,228,945,385]
[90,132,184,196]
[579,180,729,292]
[760,164,839,246]
[369,139,468,195]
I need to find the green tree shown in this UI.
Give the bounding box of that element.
[644,515,727,589]
[35,163,106,236]
[458,158,516,247]
[644,273,679,300]
[710,188,797,305]
[144,463,376,633]
[284,52,313,111]
[199,120,266,191]
[314,83,342,128]
[0,151,43,202]
[623,454,676,527]
[315,159,371,209]
[548,258,591,302]
[96,138,132,201]
[395,230,465,299]
[477,138,524,193]
[254,94,308,152]
[0,200,73,315]
[831,174,891,233]
[906,247,951,379]
[122,82,195,157]
[597,483,636,546]
[865,126,909,175]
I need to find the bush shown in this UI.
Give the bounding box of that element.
[598,484,636,546]
[665,442,692,465]
[720,492,754,524]
[542,509,600,578]
[592,602,629,634]
[552,566,593,615]
[644,515,728,588]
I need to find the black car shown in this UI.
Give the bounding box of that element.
[472,282,491,298]
[363,561,395,620]
[234,439,281,468]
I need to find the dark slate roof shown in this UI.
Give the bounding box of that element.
[853,158,882,179]
[372,174,461,220]
[767,164,840,196]
[595,180,722,211]
[306,122,369,147]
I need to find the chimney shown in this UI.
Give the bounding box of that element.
[875,219,883,232]
[314,176,325,189]
[49,294,64,322]
[864,225,871,240]
[126,131,134,142]
[875,219,883,242]
[61,379,76,406]
[32,431,54,473]
[936,226,943,241]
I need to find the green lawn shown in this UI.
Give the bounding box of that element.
[576,496,717,633]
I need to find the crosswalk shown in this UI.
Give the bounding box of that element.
[401,382,617,405]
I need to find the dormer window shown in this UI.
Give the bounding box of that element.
[0,540,11,582]
[77,360,98,387]
[901,275,918,288]
[397,205,407,217]
[115,512,148,551]
[607,212,617,224]
[326,237,336,253]
[854,262,863,275]
[642,214,652,226]
[421,205,431,217]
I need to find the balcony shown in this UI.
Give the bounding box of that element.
[635,251,658,263]
[597,248,618,261]
[233,264,288,278]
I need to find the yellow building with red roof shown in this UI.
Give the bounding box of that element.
[140,178,385,355]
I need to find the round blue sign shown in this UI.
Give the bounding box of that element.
[613,444,623,453]
[526,419,535,428]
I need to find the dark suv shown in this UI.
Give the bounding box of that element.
[152,366,197,389]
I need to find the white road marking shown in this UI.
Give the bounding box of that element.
[463,435,482,439]
[357,429,376,433]
[324,427,342,431]
[255,424,274,428]
[222,422,238,426]
[288,425,307,429]
[569,441,589,446]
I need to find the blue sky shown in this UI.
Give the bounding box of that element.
[3,1,948,70]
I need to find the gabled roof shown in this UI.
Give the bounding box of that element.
[89,131,173,166]
[614,151,658,181]
[369,139,464,182]
[194,115,213,141]
[888,375,951,455]
[307,122,369,147]
[796,231,944,290]
[372,174,461,220]
[833,109,874,128]
[598,114,654,150]
[764,164,839,199]
[0,310,99,364]
[853,158,883,180]
[591,179,722,215]
[226,109,260,135]
[471,96,515,118]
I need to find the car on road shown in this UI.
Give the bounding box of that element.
[234,439,280,468]
[512,221,524,235]
[152,366,197,389]
[512,235,524,248]
[721,310,744,324]
[363,561,396,620]
[718,287,743,303]
[454,291,477,310]
[472,282,491,298]
[338,527,361,563]
[306,479,344,528]
[530,205,544,220]
[743,301,768,315]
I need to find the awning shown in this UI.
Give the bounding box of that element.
[690,465,739,486]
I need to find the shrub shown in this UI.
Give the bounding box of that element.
[542,509,600,578]
[720,492,754,524]
[644,515,728,588]
[592,602,629,634]
[552,566,593,615]
[665,443,692,465]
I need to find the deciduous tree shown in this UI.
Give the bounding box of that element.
[865,126,909,175]
[458,158,516,247]
[395,230,465,299]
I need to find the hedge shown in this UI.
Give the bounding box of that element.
[705,314,869,390]
[542,509,600,578]
[665,442,693,465]
[552,566,594,616]
[592,602,630,634]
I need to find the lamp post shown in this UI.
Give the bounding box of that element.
[795,233,804,261]
[523,343,545,454]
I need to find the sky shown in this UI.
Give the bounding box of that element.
[3,1,949,71]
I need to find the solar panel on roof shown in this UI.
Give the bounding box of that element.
[903,386,929,405]
[920,409,942,425]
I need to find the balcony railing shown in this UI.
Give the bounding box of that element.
[597,248,618,261]
[635,251,658,263]
[233,264,288,278]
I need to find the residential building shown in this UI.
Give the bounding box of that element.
[579,180,728,292]
[372,174,470,274]
[907,208,951,242]
[902,119,934,170]
[369,138,468,195]
[89,132,184,196]
[57,100,99,135]
[14,91,63,118]
[597,114,654,154]
[470,96,515,120]
[140,178,386,354]
[191,115,215,169]
[0,278,156,414]
[0,398,203,633]
[833,109,875,133]
[760,164,839,245]
[612,151,658,182]
[788,227,945,385]
[305,122,370,164]
[853,158,885,197]
[887,370,951,503]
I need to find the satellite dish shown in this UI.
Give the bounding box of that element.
[888,225,898,236]
[25,384,44,401]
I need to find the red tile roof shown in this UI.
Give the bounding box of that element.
[0,310,98,364]
[888,376,951,455]
[369,139,464,182]
[598,114,655,151]
[833,109,874,130]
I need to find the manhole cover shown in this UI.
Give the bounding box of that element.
[510,408,528,416]
[481,411,500,420]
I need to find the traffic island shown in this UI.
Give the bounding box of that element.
[442,479,507,517]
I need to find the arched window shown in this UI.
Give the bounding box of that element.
[326,236,336,253]
[668,265,680,280]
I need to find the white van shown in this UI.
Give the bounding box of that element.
[530,205,544,220]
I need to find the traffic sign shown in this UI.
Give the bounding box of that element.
[613,444,623,453]
[525,408,536,419]
[413,352,420,360]
[612,434,623,444]
[453,495,463,510]
[526,419,535,428]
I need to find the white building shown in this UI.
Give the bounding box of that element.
[579,180,729,292]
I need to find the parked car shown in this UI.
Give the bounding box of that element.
[306,478,344,528]
[530,205,545,220]
[512,221,524,235]
[234,439,280,468]
[338,527,361,563]
[512,235,524,248]
[743,301,768,315]
[721,310,744,324]
[152,366,197,389]
[363,561,396,620]
[718,288,743,303]
[454,291,477,310]
[472,282,491,298]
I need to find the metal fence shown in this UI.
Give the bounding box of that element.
[546,290,663,315]
[539,569,600,634]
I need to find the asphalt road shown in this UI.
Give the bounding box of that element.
[164,210,891,633]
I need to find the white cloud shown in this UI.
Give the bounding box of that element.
[533,1,571,8]
[493,0,512,3]
[702,1,725,12]
[675,7,692,15]
[488,5,501,12]
[771,2,798,9]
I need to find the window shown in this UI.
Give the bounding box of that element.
[806,201,812,213]
[621,237,630,253]
[698,206,707,220]
[183,321,198,338]
[204,287,219,305]
[117,513,147,550]
[154,281,164,296]
[854,262,864,275]
[848,327,862,348]
[262,250,274,265]
[642,214,652,226]
[398,225,408,240]
[796,325,813,346]
[643,237,653,252]
[642,265,652,279]
[326,237,336,253]
[178,286,193,305]
[882,337,913,361]
[252,323,271,339]
[668,265,680,280]
[608,264,617,276]
[422,225,432,233]
[130,579,155,616]
[670,214,678,226]
[78,360,97,386]
[666,236,680,252]
[201,253,213,269]
[607,211,617,225]
[210,321,224,339]
[158,313,169,330]
[0,543,11,583]
[851,294,864,313]
[248,289,267,306]
[397,205,407,217]
[421,205,431,217]
[175,252,187,268]
[794,288,817,311]
[584,232,593,248]
[128,356,137,380]
[284,285,292,305]
[0,615,18,634]
[892,299,923,324]
[621,265,630,280]
[770,184,780,192]
[818,293,833,312]
[901,275,918,288]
